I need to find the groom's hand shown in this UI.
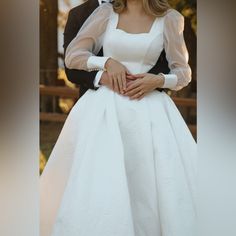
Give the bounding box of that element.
[99,72,113,89]
[105,58,131,94]
[99,72,138,92]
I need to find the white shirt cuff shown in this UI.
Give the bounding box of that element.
[94,71,103,88]
[87,56,110,70]
[161,74,178,89]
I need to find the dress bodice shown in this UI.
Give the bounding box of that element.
[103,12,165,74]
[65,3,192,91]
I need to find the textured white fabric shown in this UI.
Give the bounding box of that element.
[64,4,112,71]
[87,55,110,70]
[41,4,197,236]
[162,74,178,89]
[162,9,192,90]
[94,70,103,87]
[91,0,110,88]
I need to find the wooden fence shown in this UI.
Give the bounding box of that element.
[40,85,196,135]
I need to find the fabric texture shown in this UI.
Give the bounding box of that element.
[40,3,197,236]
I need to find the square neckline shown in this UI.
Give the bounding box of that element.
[113,11,158,35]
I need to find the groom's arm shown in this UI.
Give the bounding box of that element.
[147,50,170,92]
[63,8,100,90]
[148,50,170,75]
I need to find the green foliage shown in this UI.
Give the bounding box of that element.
[168,0,197,33]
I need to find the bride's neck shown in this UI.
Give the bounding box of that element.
[126,0,144,15]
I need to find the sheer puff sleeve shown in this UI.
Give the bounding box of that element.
[65,3,113,72]
[161,9,192,91]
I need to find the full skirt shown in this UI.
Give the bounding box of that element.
[40,86,197,236]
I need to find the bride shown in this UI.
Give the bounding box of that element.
[40,0,197,236]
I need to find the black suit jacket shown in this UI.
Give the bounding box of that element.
[63,0,170,97]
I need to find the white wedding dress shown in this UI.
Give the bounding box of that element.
[40,3,197,236]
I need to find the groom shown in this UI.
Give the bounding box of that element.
[63,0,170,97]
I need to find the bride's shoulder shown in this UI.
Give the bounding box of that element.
[88,2,114,20]
[94,2,113,13]
[164,8,184,22]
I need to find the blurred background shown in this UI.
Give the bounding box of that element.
[40,0,197,173]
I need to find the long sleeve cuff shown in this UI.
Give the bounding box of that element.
[161,74,178,89]
[94,71,103,88]
[87,56,110,71]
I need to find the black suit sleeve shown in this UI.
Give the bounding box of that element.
[146,50,170,92]
[147,50,170,75]
[63,10,98,90]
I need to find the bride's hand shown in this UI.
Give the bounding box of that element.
[105,58,131,94]
[124,73,164,100]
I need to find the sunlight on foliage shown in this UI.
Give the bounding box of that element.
[59,98,75,113]
[58,68,76,113]
[169,0,197,33]
[40,150,47,174]
[58,68,75,88]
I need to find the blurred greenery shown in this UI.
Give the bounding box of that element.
[169,0,197,33]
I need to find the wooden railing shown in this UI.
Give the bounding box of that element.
[40,85,79,98]
[40,85,196,135]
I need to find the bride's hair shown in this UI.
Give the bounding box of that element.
[113,0,170,17]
